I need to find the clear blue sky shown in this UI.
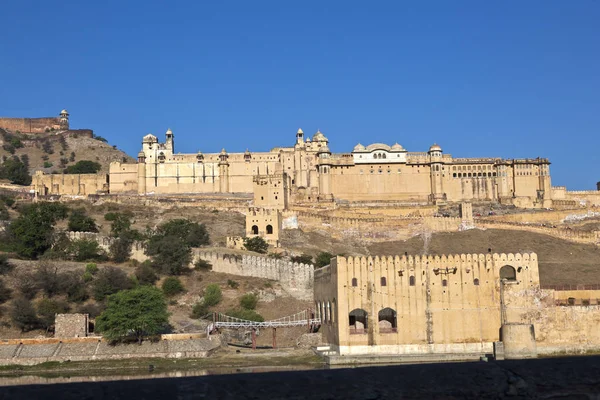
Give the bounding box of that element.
[1,1,598,189]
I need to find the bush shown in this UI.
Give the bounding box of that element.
[315,252,334,268]
[92,266,133,301]
[0,204,9,221]
[243,236,268,254]
[291,254,313,264]
[64,160,102,174]
[43,161,53,168]
[225,308,264,322]
[239,293,258,310]
[135,262,158,286]
[227,279,239,289]
[0,254,14,275]
[203,284,222,307]
[42,139,54,154]
[109,233,134,263]
[162,277,185,297]
[191,301,209,319]
[35,263,62,297]
[61,271,88,303]
[69,239,106,262]
[77,302,105,318]
[10,297,39,332]
[85,263,99,275]
[37,298,69,331]
[147,236,191,276]
[194,258,212,271]
[0,156,31,185]
[16,272,38,300]
[68,209,98,232]
[0,278,12,303]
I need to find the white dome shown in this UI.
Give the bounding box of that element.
[353,143,366,152]
[429,143,442,152]
[312,130,328,142]
[143,134,158,143]
[391,143,405,151]
[365,143,391,152]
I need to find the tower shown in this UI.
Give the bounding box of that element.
[218,148,230,193]
[317,144,332,197]
[59,109,69,129]
[165,128,174,152]
[296,128,304,145]
[428,144,444,203]
[137,151,147,194]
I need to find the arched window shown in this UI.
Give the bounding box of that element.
[349,308,368,334]
[380,277,387,286]
[378,308,397,333]
[251,225,259,235]
[327,301,332,324]
[409,276,415,286]
[500,265,517,281]
[382,153,386,159]
[351,278,358,287]
[266,225,273,234]
[474,278,480,286]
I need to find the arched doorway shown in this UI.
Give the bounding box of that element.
[378,308,397,333]
[349,309,368,334]
[266,225,273,234]
[251,225,259,235]
[500,265,516,281]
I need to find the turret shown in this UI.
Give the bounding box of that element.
[296,128,304,145]
[428,143,444,203]
[137,151,147,194]
[219,149,230,193]
[59,109,69,128]
[317,144,332,196]
[244,149,252,162]
[165,128,174,152]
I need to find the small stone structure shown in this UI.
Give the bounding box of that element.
[55,313,89,338]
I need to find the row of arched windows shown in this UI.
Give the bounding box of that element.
[349,308,397,334]
[453,172,497,178]
[250,225,274,235]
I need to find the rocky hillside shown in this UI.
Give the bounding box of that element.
[0,128,135,174]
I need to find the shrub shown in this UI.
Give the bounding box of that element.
[191,302,209,319]
[77,302,105,318]
[42,139,54,154]
[225,308,264,322]
[85,263,99,275]
[315,252,334,268]
[291,254,313,264]
[35,263,62,297]
[37,298,69,331]
[69,239,106,262]
[203,284,222,307]
[243,236,268,254]
[162,277,185,297]
[194,258,212,271]
[239,293,258,310]
[64,160,102,174]
[0,254,14,275]
[68,209,98,232]
[135,262,158,286]
[16,272,38,300]
[61,271,88,303]
[43,161,53,168]
[227,279,239,289]
[268,252,283,259]
[109,233,134,263]
[10,297,39,332]
[0,278,12,303]
[263,282,273,288]
[0,204,9,221]
[92,266,133,301]
[0,156,31,185]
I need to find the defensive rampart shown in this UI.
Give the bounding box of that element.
[193,250,314,300]
[476,220,600,245]
[0,117,64,133]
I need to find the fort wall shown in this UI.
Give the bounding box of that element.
[0,117,64,133]
[476,221,600,245]
[193,250,314,300]
[31,172,109,196]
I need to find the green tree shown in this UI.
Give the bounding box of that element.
[239,293,258,310]
[10,297,39,332]
[203,284,222,306]
[67,209,98,232]
[315,252,334,268]
[61,271,88,303]
[37,298,69,331]
[109,232,135,263]
[152,219,210,247]
[243,236,268,254]
[291,254,313,265]
[42,139,54,154]
[96,286,169,344]
[8,202,68,259]
[0,156,31,185]
[92,266,133,301]
[146,236,191,275]
[162,277,185,297]
[105,212,137,237]
[64,160,102,174]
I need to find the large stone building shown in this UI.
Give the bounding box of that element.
[109,128,555,208]
[314,253,600,358]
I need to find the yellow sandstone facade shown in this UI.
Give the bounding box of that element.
[108,128,555,208]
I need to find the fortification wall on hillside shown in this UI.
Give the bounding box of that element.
[0,117,64,133]
[193,250,314,300]
[477,220,600,245]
